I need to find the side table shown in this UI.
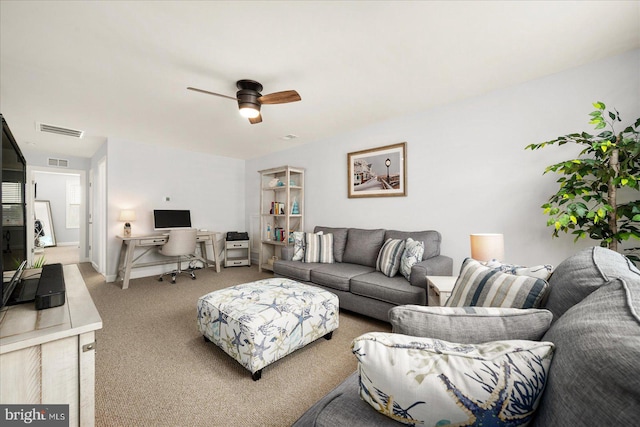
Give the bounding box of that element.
[224,239,250,267]
[427,275,457,306]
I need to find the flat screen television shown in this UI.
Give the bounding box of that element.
[153,209,192,230]
[1,114,28,310]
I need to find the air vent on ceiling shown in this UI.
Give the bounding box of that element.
[47,158,69,168]
[36,122,84,138]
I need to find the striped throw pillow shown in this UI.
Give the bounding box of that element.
[445,258,549,309]
[376,238,406,277]
[304,233,334,263]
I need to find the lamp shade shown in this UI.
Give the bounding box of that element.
[470,233,504,262]
[118,210,136,222]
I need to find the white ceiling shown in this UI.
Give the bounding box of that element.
[1,1,639,160]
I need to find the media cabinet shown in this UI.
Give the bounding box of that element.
[0,264,102,426]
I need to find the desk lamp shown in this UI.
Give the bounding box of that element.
[470,233,504,263]
[119,210,136,237]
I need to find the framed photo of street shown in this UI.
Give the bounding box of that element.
[347,142,407,198]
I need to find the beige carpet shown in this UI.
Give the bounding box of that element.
[78,263,390,426]
[39,245,80,265]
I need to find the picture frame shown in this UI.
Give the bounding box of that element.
[348,142,407,198]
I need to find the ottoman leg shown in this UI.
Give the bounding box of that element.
[203,335,211,343]
[252,369,262,381]
[324,331,333,340]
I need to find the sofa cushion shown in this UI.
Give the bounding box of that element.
[315,226,349,262]
[351,272,426,306]
[376,238,405,277]
[545,246,640,320]
[399,238,424,281]
[290,371,398,427]
[385,229,441,260]
[352,332,554,426]
[389,305,553,343]
[534,273,640,426]
[446,258,549,309]
[272,259,319,282]
[304,232,334,263]
[342,228,386,267]
[310,263,375,292]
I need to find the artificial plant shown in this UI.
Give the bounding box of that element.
[525,102,640,260]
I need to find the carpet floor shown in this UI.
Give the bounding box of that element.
[79,263,390,426]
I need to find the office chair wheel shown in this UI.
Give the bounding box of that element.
[158,277,164,282]
[191,272,196,280]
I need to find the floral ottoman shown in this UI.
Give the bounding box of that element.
[197,278,339,380]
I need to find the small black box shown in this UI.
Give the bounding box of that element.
[35,263,66,310]
[226,231,249,241]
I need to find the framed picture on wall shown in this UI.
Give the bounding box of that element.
[348,142,407,198]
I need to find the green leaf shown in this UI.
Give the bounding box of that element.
[593,101,605,110]
[609,111,617,120]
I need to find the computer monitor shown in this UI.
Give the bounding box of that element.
[153,209,192,230]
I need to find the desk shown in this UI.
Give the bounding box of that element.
[116,231,222,290]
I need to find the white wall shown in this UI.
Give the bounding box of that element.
[246,49,640,272]
[105,138,246,280]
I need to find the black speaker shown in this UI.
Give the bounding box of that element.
[35,263,66,310]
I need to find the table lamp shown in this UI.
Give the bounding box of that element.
[470,233,504,263]
[119,210,136,236]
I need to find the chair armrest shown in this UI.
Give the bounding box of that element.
[410,255,453,289]
[281,245,294,261]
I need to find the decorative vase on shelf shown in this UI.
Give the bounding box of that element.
[291,198,300,215]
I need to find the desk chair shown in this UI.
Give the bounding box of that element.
[157,228,198,283]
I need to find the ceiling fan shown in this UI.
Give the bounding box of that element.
[187,79,301,124]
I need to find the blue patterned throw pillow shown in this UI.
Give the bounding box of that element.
[376,238,406,277]
[291,231,306,261]
[352,332,554,426]
[399,238,424,281]
[292,231,323,261]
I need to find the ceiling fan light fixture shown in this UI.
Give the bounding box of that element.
[239,105,260,118]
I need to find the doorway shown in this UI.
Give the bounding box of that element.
[26,166,87,267]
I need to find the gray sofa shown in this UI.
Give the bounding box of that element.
[273,227,453,321]
[292,246,640,426]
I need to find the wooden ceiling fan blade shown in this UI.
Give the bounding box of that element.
[187,87,237,101]
[249,114,263,124]
[258,90,301,105]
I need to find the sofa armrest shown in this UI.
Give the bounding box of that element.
[410,255,453,289]
[281,245,294,261]
[388,305,552,343]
